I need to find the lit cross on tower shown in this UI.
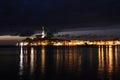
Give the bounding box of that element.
[41,26,46,38]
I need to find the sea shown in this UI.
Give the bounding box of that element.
[0,45,120,80]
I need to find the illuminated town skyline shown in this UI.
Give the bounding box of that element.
[0,0,120,45]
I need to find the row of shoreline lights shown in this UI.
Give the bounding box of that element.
[19,40,120,46]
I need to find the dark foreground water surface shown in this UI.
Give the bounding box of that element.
[0,45,120,80]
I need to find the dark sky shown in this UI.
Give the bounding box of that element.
[0,0,120,35]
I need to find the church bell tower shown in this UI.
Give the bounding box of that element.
[41,26,46,38]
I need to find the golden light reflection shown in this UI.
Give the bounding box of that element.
[115,46,118,70]
[55,46,80,72]
[98,46,104,72]
[25,48,28,65]
[98,45,117,77]
[68,47,75,71]
[115,46,120,72]
[19,46,38,76]
[64,47,69,70]
[30,47,36,74]
[68,47,80,72]
[19,45,24,76]
[56,47,61,72]
[41,46,46,74]
[108,46,113,73]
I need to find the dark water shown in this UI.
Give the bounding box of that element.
[0,45,120,80]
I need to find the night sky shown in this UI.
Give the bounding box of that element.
[0,0,120,44]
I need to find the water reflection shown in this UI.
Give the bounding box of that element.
[55,46,80,72]
[19,46,46,77]
[18,45,120,80]
[98,45,120,79]
[108,46,113,73]
[19,46,24,76]
[30,47,36,74]
[41,46,46,74]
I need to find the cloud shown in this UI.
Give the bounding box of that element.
[0,0,120,36]
[55,26,120,36]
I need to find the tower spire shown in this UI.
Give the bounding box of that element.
[41,26,46,38]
